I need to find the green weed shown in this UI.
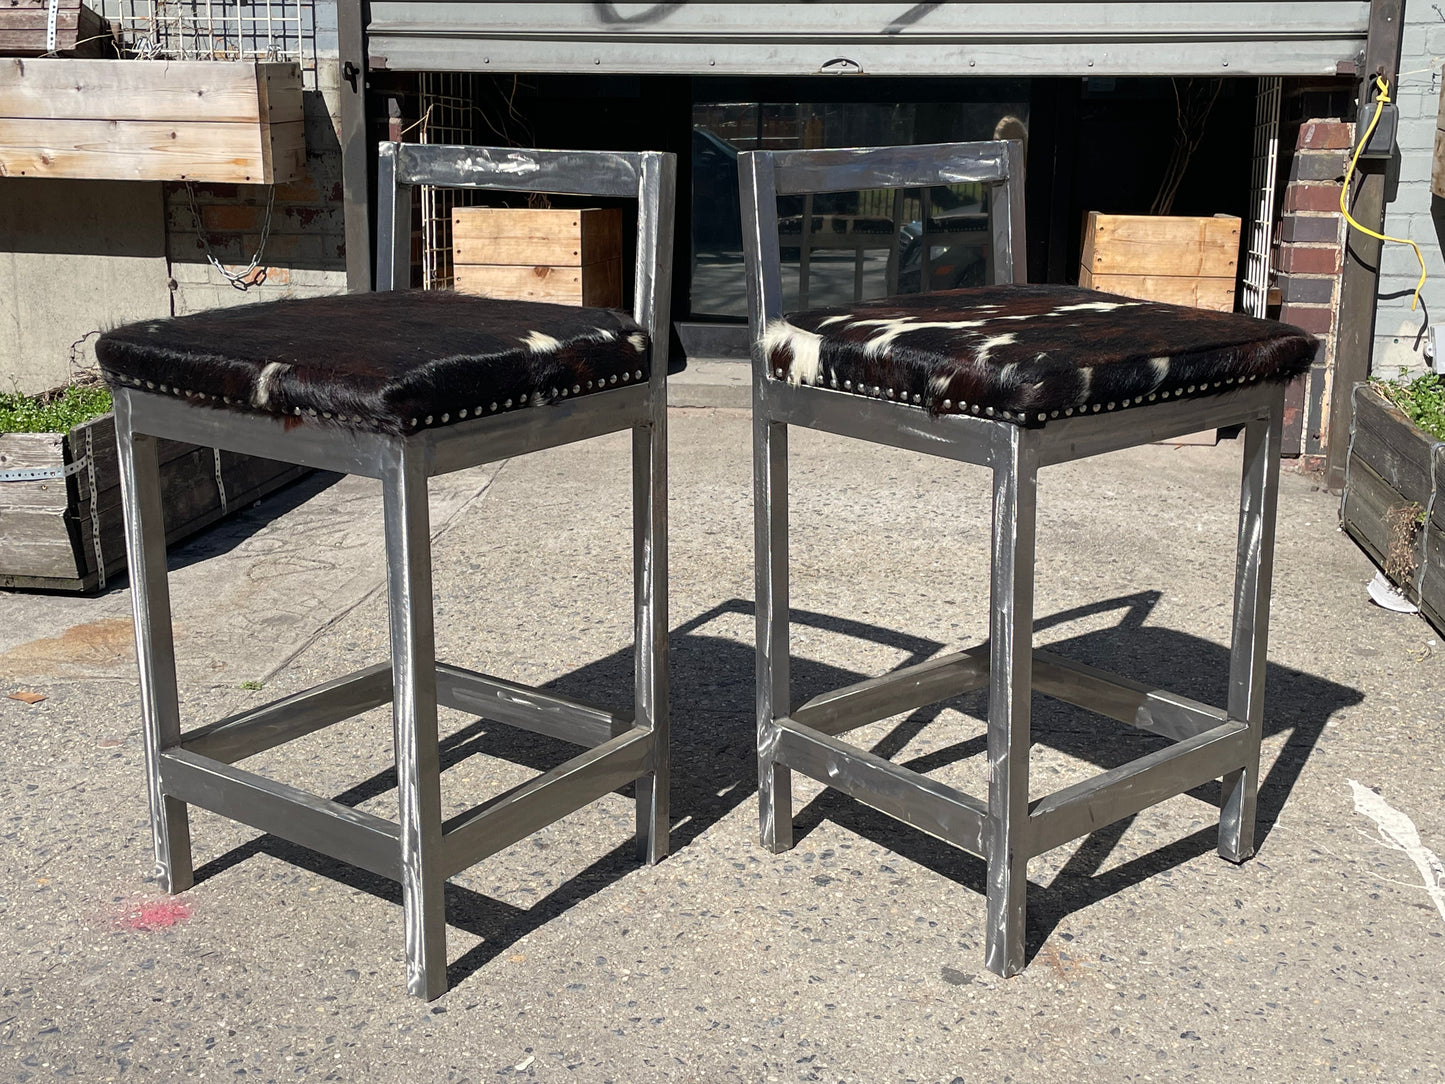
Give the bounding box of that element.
[0,381,112,434]
[1374,371,1445,442]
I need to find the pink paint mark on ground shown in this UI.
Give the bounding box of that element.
[116,897,192,931]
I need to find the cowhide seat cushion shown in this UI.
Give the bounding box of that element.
[96,291,649,435]
[761,284,1318,425]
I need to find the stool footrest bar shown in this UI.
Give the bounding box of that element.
[774,717,987,857]
[792,648,991,737]
[441,725,655,878]
[436,663,627,748]
[1030,649,1228,742]
[180,662,395,763]
[159,749,403,880]
[1027,719,1250,857]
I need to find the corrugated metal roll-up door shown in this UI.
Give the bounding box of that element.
[366,2,1372,77]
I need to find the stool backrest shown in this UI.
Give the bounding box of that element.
[376,141,676,389]
[739,140,1026,349]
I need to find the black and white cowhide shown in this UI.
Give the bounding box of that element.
[761,284,1318,424]
[96,290,649,434]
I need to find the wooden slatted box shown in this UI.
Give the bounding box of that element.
[452,207,623,306]
[0,0,110,59]
[1341,385,1445,636]
[0,58,305,182]
[0,413,308,592]
[1079,212,1242,312]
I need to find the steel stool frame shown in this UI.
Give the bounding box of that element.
[115,142,675,999]
[740,141,1282,976]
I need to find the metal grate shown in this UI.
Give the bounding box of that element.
[101,0,313,67]
[1242,76,1282,318]
[418,72,482,290]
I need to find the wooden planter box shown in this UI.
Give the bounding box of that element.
[0,413,307,592]
[1079,212,1242,312]
[452,206,623,306]
[0,58,304,182]
[1341,384,1445,635]
[0,0,109,58]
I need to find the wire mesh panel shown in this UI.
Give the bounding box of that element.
[1243,76,1282,319]
[418,72,483,290]
[99,0,314,67]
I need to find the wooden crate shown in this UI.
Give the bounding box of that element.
[0,413,308,592]
[1341,384,1445,636]
[0,0,109,58]
[1078,212,1242,312]
[452,207,623,306]
[0,58,304,182]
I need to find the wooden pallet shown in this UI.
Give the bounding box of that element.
[452,207,623,306]
[0,413,308,592]
[1341,384,1445,636]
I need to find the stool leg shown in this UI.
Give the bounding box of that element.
[755,416,793,853]
[984,427,1037,977]
[382,447,447,1000]
[1219,399,1284,864]
[114,395,193,893]
[633,420,670,864]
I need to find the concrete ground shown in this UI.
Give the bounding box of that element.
[2,402,1442,1083]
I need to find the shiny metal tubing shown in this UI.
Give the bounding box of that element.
[436,663,625,748]
[440,726,655,879]
[1219,386,1285,862]
[382,443,447,1000]
[160,749,403,881]
[181,663,394,763]
[983,424,1038,978]
[114,389,194,893]
[775,718,988,857]
[1030,649,1228,743]
[791,648,992,737]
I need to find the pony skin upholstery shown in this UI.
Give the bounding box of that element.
[96,290,650,436]
[760,284,1318,425]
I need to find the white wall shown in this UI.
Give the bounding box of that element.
[1374,5,1445,378]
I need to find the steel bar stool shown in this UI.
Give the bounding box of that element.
[99,142,674,999]
[740,141,1317,976]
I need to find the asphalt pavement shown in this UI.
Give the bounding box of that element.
[2,401,1441,1083]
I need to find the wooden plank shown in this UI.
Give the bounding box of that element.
[452,206,622,266]
[0,509,82,577]
[454,258,622,306]
[0,117,308,183]
[1081,212,1241,278]
[0,58,289,123]
[1080,270,1235,311]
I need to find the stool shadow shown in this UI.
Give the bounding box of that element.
[190,597,928,990]
[191,591,1360,984]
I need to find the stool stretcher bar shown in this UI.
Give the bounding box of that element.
[180,662,395,763]
[791,649,992,736]
[1026,719,1251,856]
[1029,650,1228,742]
[159,749,404,880]
[440,725,655,878]
[436,662,626,748]
[770,717,989,858]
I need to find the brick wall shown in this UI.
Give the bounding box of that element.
[1275,87,1352,460]
[1375,7,1445,377]
[163,61,348,316]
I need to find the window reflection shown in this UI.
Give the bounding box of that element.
[691,98,1029,318]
